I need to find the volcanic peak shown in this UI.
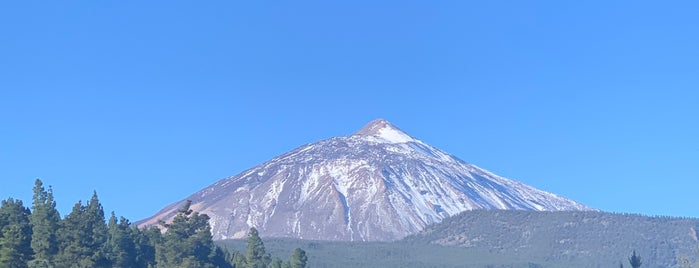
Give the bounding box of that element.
[353,118,415,144]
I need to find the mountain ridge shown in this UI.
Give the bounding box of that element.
[139,119,592,241]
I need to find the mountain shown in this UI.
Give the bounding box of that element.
[139,119,592,241]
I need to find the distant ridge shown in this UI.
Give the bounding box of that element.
[218,211,699,268]
[404,210,699,268]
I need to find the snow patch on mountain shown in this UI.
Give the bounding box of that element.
[374,125,415,143]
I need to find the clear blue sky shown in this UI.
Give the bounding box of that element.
[1,1,698,221]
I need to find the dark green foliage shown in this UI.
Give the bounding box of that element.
[226,227,297,268]
[29,179,60,266]
[106,212,137,267]
[86,191,110,267]
[156,200,230,268]
[220,210,699,268]
[55,192,110,267]
[230,251,246,268]
[220,238,466,268]
[211,246,233,268]
[1,180,302,268]
[133,225,160,268]
[0,198,33,268]
[55,201,86,267]
[629,250,642,268]
[404,210,699,268]
[290,248,307,268]
[246,227,270,268]
[268,257,283,268]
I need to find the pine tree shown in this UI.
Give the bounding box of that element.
[156,200,221,268]
[629,250,642,268]
[210,246,233,268]
[29,179,60,267]
[246,227,267,268]
[231,251,246,268]
[133,225,159,268]
[268,257,283,268]
[106,212,137,267]
[0,198,33,268]
[289,248,307,268]
[55,192,110,268]
[55,201,87,267]
[85,191,109,267]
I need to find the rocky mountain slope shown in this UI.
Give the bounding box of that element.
[139,119,592,241]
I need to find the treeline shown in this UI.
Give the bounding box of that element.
[0,179,306,268]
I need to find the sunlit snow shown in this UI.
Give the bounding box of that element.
[374,125,415,143]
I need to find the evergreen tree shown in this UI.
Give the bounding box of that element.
[29,179,60,267]
[156,200,221,268]
[85,191,109,267]
[106,212,137,267]
[245,227,268,268]
[133,226,159,268]
[55,193,109,268]
[231,251,247,268]
[0,180,260,268]
[268,257,283,268]
[289,248,307,268]
[629,250,642,268]
[204,251,232,268]
[55,201,87,267]
[210,246,233,268]
[0,198,33,268]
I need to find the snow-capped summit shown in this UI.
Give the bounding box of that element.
[353,118,415,144]
[139,119,593,241]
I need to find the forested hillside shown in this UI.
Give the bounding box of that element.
[221,210,699,268]
[408,210,699,267]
